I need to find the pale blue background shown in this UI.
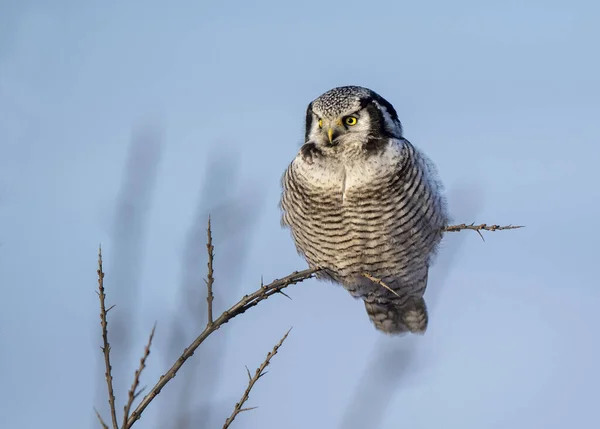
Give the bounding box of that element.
[1,1,599,428]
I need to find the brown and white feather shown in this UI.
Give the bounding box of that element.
[280,86,448,334]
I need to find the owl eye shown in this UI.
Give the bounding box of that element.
[318,119,323,128]
[344,116,358,126]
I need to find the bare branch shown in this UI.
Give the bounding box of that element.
[122,324,156,428]
[362,273,400,297]
[124,268,318,428]
[222,329,292,429]
[362,225,521,292]
[102,218,521,428]
[444,223,523,233]
[97,247,119,429]
[206,217,215,326]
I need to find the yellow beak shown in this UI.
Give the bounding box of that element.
[327,128,334,143]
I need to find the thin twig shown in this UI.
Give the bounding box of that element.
[363,223,522,291]
[206,217,215,326]
[97,246,120,429]
[122,324,156,429]
[362,273,400,297]
[444,223,523,241]
[222,329,292,429]
[125,268,319,428]
[95,408,110,429]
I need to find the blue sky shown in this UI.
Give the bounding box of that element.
[1,1,599,428]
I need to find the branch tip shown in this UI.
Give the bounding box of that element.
[206,216,215,326]
[96,253,119,429]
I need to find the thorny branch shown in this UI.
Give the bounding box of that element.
[122,324,156,428]
[362,223,523,295]
[443,223,523,232]
[96,220,521,428]
[97,247,119,429]
[124,266,319,427]
[222,329,292,429]
[444,223,523,241]
[206,217,215,326]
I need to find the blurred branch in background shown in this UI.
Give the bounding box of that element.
[158,146,265,429]
[91,118,268,429]
[94,120,164,421]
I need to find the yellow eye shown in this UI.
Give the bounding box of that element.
[345,116,358,126]
[318,119,323,128]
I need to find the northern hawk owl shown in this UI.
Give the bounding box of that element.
[280,86,448,335]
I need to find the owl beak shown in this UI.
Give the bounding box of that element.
[327,128,334,144]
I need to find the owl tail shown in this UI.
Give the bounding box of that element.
[364,297,428,335]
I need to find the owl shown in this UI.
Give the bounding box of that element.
[280,86,449,335]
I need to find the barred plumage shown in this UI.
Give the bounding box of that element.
[280,86,448,335]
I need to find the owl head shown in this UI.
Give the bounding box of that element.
[304,86,403,150]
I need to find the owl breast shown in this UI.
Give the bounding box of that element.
[280,138,447,296]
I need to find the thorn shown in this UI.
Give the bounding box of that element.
[476,229,485,242]
[278,290,292,300]
[362,273,400,297]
